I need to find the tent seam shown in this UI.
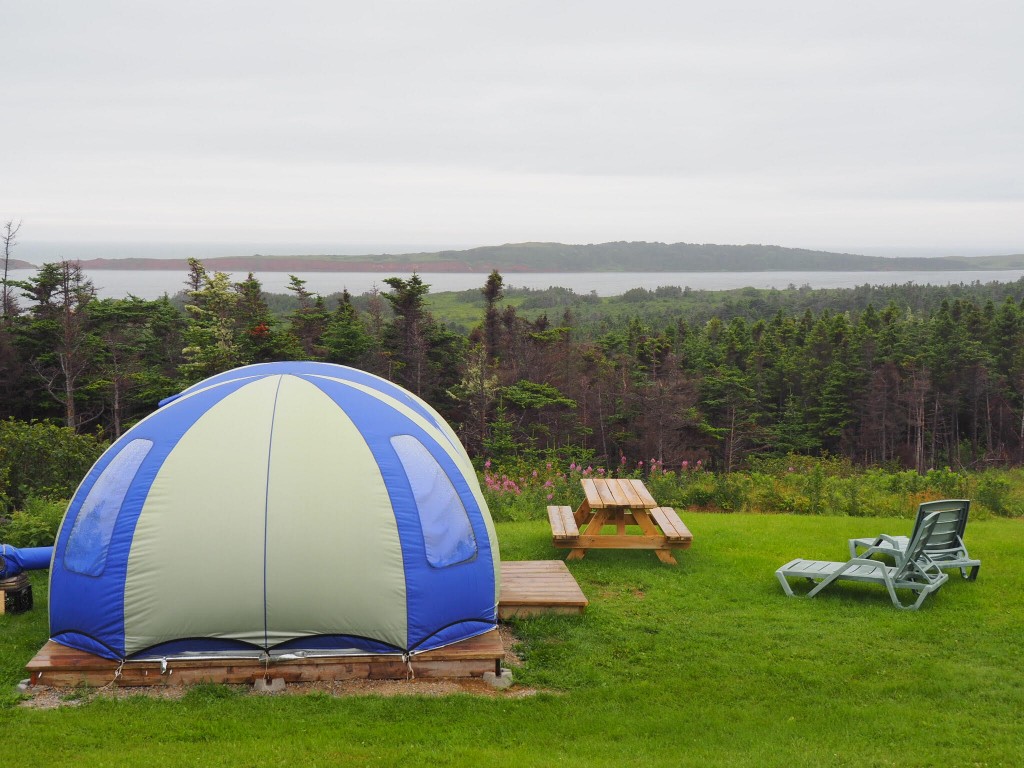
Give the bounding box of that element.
[263,375,285,652]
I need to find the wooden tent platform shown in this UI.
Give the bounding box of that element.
[26,560,586,687]
[27,630,504,688]
[498,560,588,619]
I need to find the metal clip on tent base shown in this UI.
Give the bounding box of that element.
[403,652,415,680]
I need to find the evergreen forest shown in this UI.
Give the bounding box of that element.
[4,258,1024,480]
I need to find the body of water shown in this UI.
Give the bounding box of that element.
[8,268,1024,300]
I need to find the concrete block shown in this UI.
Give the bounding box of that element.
[253,677,286,693]
[482,668,513,690]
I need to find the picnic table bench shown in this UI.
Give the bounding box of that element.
[548,478,693,564]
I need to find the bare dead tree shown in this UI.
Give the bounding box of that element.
[2,219,22,322]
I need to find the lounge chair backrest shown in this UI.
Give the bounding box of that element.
[894,511,942,576]
[911,499,970,554]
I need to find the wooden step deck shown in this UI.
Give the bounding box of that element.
[26,630,503,688]
[498,560,588,619]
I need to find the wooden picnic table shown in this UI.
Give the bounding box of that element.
[548,477,693,565]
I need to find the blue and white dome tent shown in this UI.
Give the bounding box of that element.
[48,362,500,662]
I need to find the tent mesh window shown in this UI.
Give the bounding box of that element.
[64,438,153,577]
[391,435,477,567]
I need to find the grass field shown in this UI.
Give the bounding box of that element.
[2,513,1022,767]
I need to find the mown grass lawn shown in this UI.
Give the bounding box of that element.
[2,513,1022,767]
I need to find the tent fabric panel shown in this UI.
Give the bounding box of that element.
[162,363,443,431]
[264,376,408,650]
[305,376,497,651]
[270,634,402,655]
[412,620,497,653]
[49,377,256,659]
[310,373,502,604]
[51,631,124,661]
[123,376,280,656]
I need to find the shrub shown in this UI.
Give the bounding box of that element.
[0,496,67,547]
[478,455,1024,521]
[975,473,1016,517]
[0,419,106,514]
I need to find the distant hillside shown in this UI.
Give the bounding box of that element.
[14,242,1024,273]
[3,259,35,270]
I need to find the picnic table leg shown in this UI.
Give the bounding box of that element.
[615,509,626,535]
[568,508,612,562]
[573,499,592,527]
[633,509,678,565]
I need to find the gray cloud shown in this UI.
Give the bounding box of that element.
[2,0,1022,252]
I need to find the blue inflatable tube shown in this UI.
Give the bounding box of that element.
[0,545,53,579]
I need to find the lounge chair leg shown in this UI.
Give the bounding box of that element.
[776,570,796,597]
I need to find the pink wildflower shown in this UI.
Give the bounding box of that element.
[484,459,491,469]
[546,493,553,500]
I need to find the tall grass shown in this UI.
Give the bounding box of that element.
[481,455,1024,521]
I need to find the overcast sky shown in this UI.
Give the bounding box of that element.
[2,0,1022,256]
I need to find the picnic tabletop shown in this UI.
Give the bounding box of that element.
[549,477,692,565]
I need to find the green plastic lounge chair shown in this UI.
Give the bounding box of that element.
[848,499,979,580]
[776,511,948,610]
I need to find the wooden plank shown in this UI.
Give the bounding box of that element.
[27,631,504,688]
[547,506,578,540]
[573,498,592,527]
[548,506,567,538]
[498,561,587,619]
[626,478,659,507]
[650,507,693,543]
[571,535,689,550]
[655,550,678,565]
[630,509,662,537]
[581,478,604,508]
[560,506,578,537]
[593,480,619,508]
[605,479,635,508]
[547,505,566,538]
[580,507,610,537]
[650,507,678,538]
[614,479,645,508]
